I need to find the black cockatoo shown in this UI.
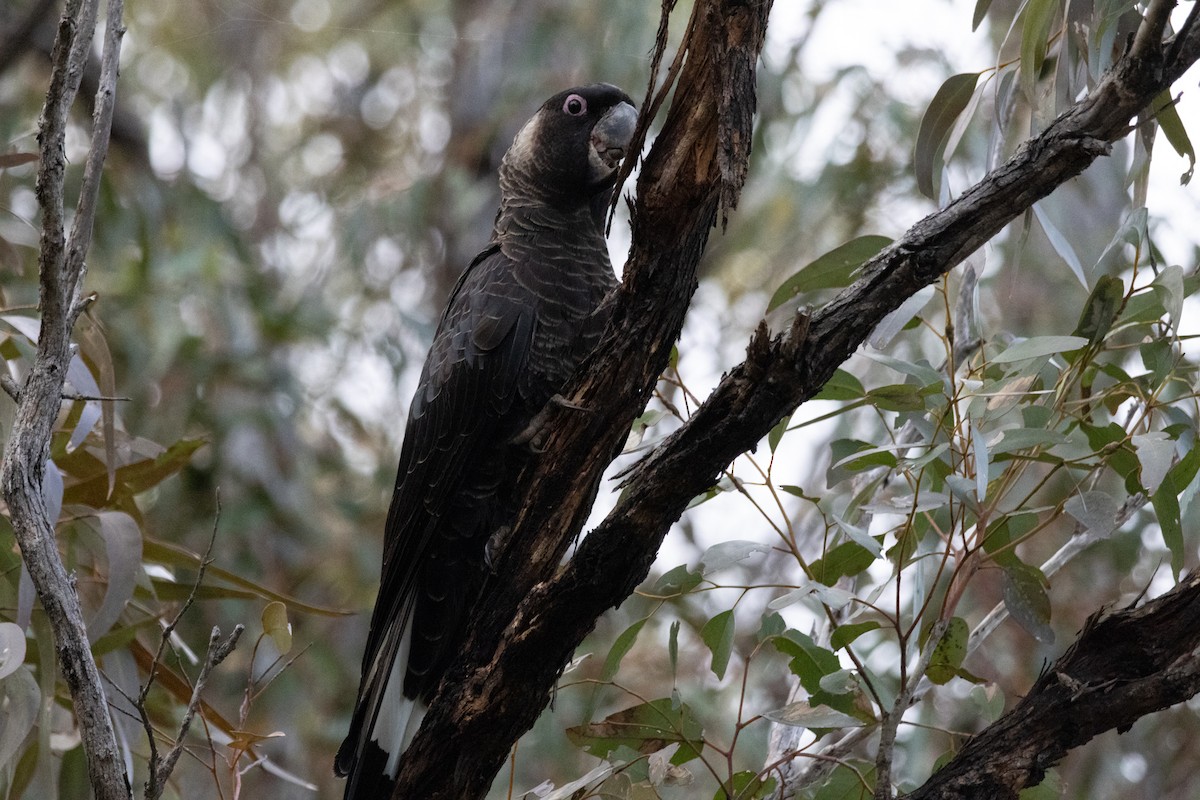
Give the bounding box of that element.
[335,84,637,799]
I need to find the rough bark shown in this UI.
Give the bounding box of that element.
[388,1,1200,799]
[0,1,130,798]
[902,573,1200,800]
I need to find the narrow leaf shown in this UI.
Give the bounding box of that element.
[0,667,38,770]
[1153,90,1195,184]
[914,73,980,199]
[767,236,891,311]
[1152,474,1184,579]
[87,511,143,643]
[1020,0,1058,101]
[762,701,864,730]
[143,538,351,616]
[1032,203,1087,288]
[992,335,1088,364]
[972,0,994,30]
[602,618,648,682]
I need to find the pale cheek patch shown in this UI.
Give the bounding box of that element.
[507,115,542,172]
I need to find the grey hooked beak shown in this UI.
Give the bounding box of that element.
[590,101,638,173]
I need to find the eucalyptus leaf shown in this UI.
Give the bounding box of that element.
[0,622,26,680]
[87,511,143,643]
[0,667,38,770]
[699,541,770,576]
[914,72,981,199]
[1063,491,1121,538]
[762,701,864,730]
[993,336,1088,364]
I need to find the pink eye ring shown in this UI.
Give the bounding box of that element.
[563,94,587,116]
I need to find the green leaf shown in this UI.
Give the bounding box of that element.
[654,564,703,596]
[813,762,877,800]
[867,383,933,412]
[925,617,969,685]
[914,72,980,199]
[1020,0,1058,101]
[1080,422,1142,495]
[1151,473,1184,579]
[700,610,736,680]
[0,667,38,774]
[1132,432,1174,494]
[972,0,994,30]
[1153,91,1195,184]
[1020,769,1063,799]
[767,236,892,311]
[811,541,875,586]
[768,413,791,453]
[773,630,840,693]
[143,537,351,617]
[762,701,864,730]
[827,439,897,486]
[1003,562,1053,644]
[756,612,786,643]
[1072,275,1124,344]
[668,619,680,675]
[61,438,206,510]
[830,621,881,651]
[602,617,647,681]
[992,336,1088,364]
[714,771,775,800]
[989,427,1070,456]
[814,368,865,401]
[566,698,704,764]
[262,601,292,655]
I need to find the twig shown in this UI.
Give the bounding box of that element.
[0,0,129,797]
[874,620,948,800]
[1,371,131,402]
[146,625,245,800]
[140,495,222,800]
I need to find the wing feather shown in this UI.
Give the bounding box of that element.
[338,244,536,776]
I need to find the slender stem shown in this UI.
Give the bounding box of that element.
[0,0,128,797]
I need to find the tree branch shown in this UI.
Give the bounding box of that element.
[902,572,1200,800]
[0,0,128,798]
[390,2,1200,797]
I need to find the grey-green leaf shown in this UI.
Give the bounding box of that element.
[914,73,980,199]
[767,236,892,311]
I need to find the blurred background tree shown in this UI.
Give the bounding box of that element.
[0,0,1198,798]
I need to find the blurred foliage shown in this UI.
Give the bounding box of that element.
[0,0,1198,799]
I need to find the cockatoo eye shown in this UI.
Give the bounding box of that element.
[563,94,587,116]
